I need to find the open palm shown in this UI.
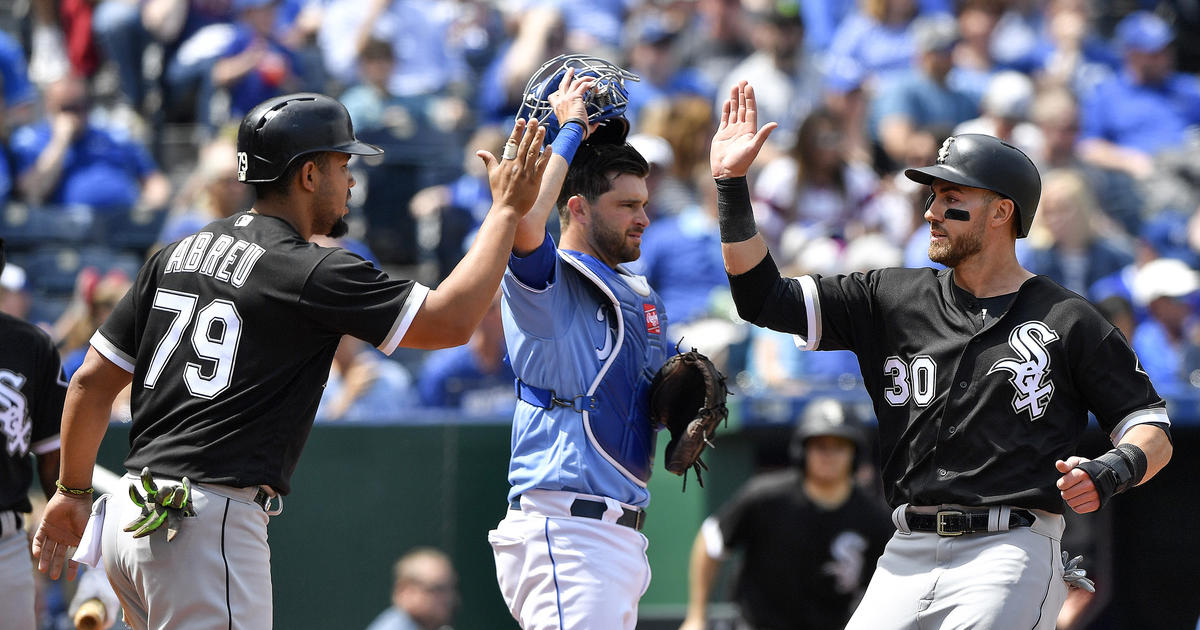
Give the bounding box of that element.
[710,81,777,180]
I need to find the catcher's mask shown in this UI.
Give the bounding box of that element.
[789,398,865,471]
[236,92,383,183]
[516,54,639,145]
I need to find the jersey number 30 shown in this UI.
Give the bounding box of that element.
[883,355,936,407]
[144,288,243,399]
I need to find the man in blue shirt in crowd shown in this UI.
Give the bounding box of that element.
[10,76,170,212]
[1080,11,1200,179]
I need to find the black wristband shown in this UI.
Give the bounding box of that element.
[716,176,757,243]
[562,117,588,137]
[1115,443,1148,487]
[1077,447,1137,509]
[728,252,781,325]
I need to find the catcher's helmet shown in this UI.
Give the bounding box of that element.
[517,54,639,145]
[904,134,1041,238]
[789,398,865,469]
[236,93,382,183]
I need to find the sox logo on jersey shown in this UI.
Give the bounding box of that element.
[0,369,30,456]
[988,321,1060,421]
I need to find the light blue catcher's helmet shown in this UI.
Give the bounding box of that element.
[517,54,639,145]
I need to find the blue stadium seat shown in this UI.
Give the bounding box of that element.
[0,205,95,248]
[93,209,168,253]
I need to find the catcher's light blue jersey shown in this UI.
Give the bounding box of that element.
[502,238,670,508]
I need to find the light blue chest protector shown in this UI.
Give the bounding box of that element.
[515,251,670,483]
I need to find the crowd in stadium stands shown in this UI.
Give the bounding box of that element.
[4,0,1200,421]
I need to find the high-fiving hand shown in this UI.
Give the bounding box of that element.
[477,118,552,217]
[710,81,777,180]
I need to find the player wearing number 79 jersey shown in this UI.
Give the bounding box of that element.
[32,93,551,630]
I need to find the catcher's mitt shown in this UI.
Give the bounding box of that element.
[649,350,729,489]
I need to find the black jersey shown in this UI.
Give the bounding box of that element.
[715,469,891,630]
[762,268,1166,513]
[93,212,427,494]
[0,313,67,513]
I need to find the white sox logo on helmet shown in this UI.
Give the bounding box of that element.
[937,136,956,164]
[988,321,1060,420]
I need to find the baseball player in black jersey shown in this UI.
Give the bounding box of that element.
[0,238,69,630]
[31,93,551,629]
[712,82,1173,629]
[680,398,891,630]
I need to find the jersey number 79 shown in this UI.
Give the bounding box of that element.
[143,288,243,399]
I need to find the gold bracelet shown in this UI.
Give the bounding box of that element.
[55,480,94,495]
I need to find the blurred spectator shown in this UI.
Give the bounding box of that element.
[621,13,711,128]
[872,14,977,170]
[316,336,417,422]
[670,0,751,94]
[800,0,857,52]
[828,0,926,86]
[157,134,252,245]
[986,0,1046,73]
[320,0,468,98]
[754,108,883,245]
[0,262,31,320]
[0,29,38,134]
[821,56,872,165]
[11,76,171,212]
[1097,294,1136,341]
[626,133,678,218]
[1130,257,1200,392]
[55,269,131,379]
[1079,11,1200,180]
[1025,169,1133,299]
[365,547,459,630]
[417,293,514,415]
[408,125,505,281]
[635,97,712,216]
[1032,0,1119,97]
[475,6,566,123]
[954,71,1043,159]
[718,3,823,150]
[948,0,1005,104]
[209,0,305,126]
[28,0,71,86]
[1030,86,1143,235]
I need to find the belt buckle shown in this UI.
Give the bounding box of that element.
[935,510,965,536]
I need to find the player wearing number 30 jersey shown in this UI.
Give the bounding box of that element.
[712,82,1172,630]
[32,93,551,630]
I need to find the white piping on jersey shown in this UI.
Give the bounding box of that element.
[90,331,135,373]
[31,435,61,455]
[558,250,648,488]
[700,516,725,559]
[792,275,822,351]
[379,284,430,356]
[1109,407,1170,444]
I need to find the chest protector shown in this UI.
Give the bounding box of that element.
[562,251,669,483]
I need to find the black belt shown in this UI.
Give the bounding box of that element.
[253,488,273,511]
[906,508,1035,536]
[510,496,646,531]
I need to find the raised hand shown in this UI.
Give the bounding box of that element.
[710,81,777,180]
[477,118,552,218]
[548,67,597,138]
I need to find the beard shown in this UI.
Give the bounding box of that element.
[326,216,350,238]
[928,221,984,267]
[590,218,641,264]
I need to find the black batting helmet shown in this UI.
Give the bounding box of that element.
[904,134,1041,238]
[788,398,865,469]
[236,93,382,183]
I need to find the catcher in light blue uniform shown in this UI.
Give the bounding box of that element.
[488,56,670,630]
